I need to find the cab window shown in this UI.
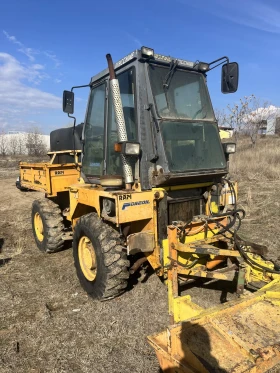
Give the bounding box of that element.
[83,83,106,176]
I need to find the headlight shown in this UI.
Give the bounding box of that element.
[141,46,154,59]
[122,142,140,156]
[223,143,236,154]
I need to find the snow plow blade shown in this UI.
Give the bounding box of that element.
[148,280,280,373]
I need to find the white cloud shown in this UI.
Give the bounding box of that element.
[245,105,280,122]
[54,78,62,83]
[3,31,62,67]
[125,32,142,48]
[44,51,61,68]
[3,30,38,61]
[0,53,60,129]
[178,0,280,34]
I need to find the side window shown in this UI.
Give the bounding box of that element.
[83,83,106,176]
[107,68,137,175]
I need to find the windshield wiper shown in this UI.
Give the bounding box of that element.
[163,59,178,89]
[192,104,207,120]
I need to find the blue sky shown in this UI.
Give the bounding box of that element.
[0,0,280,134]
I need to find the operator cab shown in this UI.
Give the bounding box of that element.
[62,47,238,189]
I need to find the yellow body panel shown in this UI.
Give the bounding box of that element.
[20,162,81,196]
[219,129,232,139]
[116,191,154,223]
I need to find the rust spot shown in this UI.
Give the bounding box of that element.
[154,191,160,199]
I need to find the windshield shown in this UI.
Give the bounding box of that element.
[149,65,215,120]
[161,121,226,172]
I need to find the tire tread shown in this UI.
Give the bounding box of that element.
[32,198,65,253]
[73,212,129,300]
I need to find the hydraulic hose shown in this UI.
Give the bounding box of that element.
[206,178,280,275]
[235,237,280,274]
[208,177,244,234]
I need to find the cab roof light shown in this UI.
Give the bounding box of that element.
[197,62,210,72]
[141,46,154,59]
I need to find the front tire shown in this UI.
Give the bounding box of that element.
[73,213,129,300]
[31,199,65,253]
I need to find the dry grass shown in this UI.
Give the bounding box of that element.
[0,154,48,170]
[230,135,280,180]
[227,136,280,266]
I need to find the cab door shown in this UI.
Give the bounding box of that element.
[82,82,107,180]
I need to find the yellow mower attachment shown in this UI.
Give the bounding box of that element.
[148,279,280,373]
[148,225,280,372]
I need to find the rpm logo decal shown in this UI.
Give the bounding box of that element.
[122,200,150,211]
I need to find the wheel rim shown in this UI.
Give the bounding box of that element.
[34,212,44,242]
[78,236,97,281]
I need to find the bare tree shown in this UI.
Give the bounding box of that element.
[0,128,7,156]
[9,135,19,155]
[18,133,27,155]
[214,108,228,127]
[276,117,280,136]
[243,98,276,146]
[26,127,47,156]
[225,95,277,145]
[226,95,255,138]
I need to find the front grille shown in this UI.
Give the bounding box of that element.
[168,198,203,224]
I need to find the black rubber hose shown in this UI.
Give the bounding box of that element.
[223,177,237,211]
[210,208,245,219]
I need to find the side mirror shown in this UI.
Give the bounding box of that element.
[63,90,74,114]
[221,62,239,94]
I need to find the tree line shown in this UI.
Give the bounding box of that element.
[215,95,279,145]
[0,127,48,156]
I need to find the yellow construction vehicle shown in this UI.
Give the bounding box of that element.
[19,48,280,372]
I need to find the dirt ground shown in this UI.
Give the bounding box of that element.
[0,162,279,373]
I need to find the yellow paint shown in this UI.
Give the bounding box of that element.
[34,212,44,242]
[162,224,222,270]
[219,129,232,139]
[148,279,280,373]
[163,182,213,192]
[20,162,81,196]
[78,235,97,281]
[116,190,154,224]
[163,239,170,268]
[145,197,162,273]
[173,295,203,322]
[245,252,280,284]
[210,201,219,214]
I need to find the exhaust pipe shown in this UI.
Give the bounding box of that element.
[106,54,133,189]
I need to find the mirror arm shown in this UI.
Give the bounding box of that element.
[68,113,77,129]
[68,83,90,133]
[70,84,90,92]
[208,56,229,71]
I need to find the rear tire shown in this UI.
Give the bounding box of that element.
[31,199,65,253]
[73,212,129,300]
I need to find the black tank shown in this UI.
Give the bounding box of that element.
[50,123,84,163]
